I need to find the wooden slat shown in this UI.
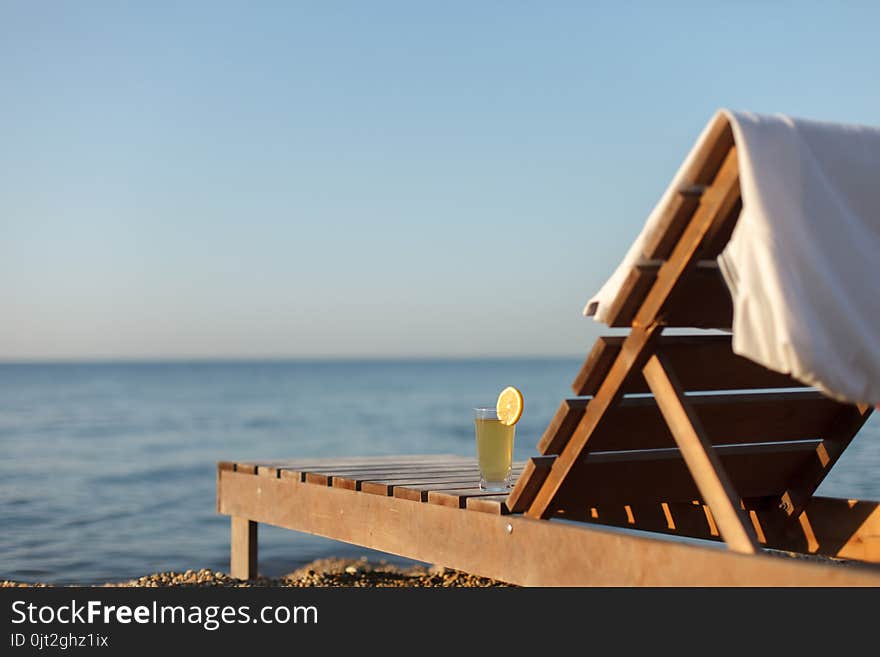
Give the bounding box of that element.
[506,456,556,513]
[602,266,657,328]
[583,441,820,463]
[393,475,519,502]
[573,334,800,396]
[639,190,704,259]
[309,461,476,475]
[778,403,874,517]
[280,468,305,482]
[393,482,470,502]
[527,144,742,519]
[394,480,483,501]
[553,441,819,506]
[539,390,844,455]
[571,338,626,397]
[652,334,797,390]
[234,454,465,479]
[298,460,475,486]
[565,496,880,565]
[218,468,880,585]
[678,184,708,198]
[360,474,482,496]
[565,501,718,535]
[642,353,759,552]
[467,495,511,515]
[357,464,524,495]
[660,261,733,328]
[243,454,462,469]
[315,462,478,476]
[300,458,473,472]
[536,399,590,455]
[429,487,519,509]
[606,390,844,449]
[307,465,478,487]
[699,196,742,259]
[608,260,732,328]
[756,496,880,563]
[255,460,337,478]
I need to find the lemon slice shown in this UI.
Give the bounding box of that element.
[496,386,524,426]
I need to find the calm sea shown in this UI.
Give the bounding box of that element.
[1,359,878,584]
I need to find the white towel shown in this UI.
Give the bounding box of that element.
[586,109,880,406]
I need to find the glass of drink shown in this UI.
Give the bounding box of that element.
[473,407,515,491]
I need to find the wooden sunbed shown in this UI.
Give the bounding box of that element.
[217,113,880,585]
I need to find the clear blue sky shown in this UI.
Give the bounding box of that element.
[2,2,878,359]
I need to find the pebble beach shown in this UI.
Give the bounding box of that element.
[1,557,514,588]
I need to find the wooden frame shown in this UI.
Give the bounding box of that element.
[217,467,880,586]
[217,112,879,585]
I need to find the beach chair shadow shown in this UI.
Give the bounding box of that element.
[217,113,880,585]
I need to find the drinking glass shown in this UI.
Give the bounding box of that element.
[473,407,515,491]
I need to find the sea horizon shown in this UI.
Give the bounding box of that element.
[0,354,584,365]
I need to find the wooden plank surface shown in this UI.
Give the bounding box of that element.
[358,464,524,495]
[608,259,733,328]
[304,461,479,487]
[778,403,874,517]
[394,482,477,502]
[300,459,474,475]
[563,496,880,564]
[429,487,520,509]
[238,454,463,469]
[218,468,880,585]
[757,496,880,563]
[656,261,733,328]
[572,334,799,396]
[230,454,465,480]
[553,441,818,506]
[393,467,525,503]
[538,390,843,455]
[284,458,473,486]
[360,474,481,495]
[466,495,511,515]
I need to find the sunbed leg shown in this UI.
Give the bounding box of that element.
[230,516,258,580]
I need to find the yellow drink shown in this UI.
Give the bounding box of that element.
[474,418,515,489]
